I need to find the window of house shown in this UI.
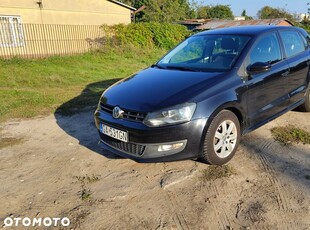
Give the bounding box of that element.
[0,16,24,47]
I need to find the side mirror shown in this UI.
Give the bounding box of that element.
[247,62,271,75]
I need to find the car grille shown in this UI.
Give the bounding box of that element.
[100,103,146,122]
[100,134,146,156]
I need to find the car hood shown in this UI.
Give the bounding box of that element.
[101,67,226,112]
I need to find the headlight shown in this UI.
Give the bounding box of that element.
[143,103,196,127]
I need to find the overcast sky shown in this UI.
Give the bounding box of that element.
[198,0,308,17]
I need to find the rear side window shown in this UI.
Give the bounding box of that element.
[279,30,306,58]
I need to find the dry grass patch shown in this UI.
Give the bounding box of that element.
[0,137,24,149]
[200,165,236,181]
[271,125,310,145]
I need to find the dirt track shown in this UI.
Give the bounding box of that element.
[0,110,309,229]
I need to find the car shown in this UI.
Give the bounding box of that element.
[94,26,310,165]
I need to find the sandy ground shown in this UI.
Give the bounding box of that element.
[0,110,309,230]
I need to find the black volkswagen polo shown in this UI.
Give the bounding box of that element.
[94,26,310,165]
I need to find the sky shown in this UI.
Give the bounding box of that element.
[198,0,308,17]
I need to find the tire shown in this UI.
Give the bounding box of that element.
[200,110,240,165]
[300,84,310,112]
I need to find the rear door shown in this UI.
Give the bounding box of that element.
[279,30,310,106]
[245,31,290,128]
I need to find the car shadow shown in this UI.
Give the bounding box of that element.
[54,79,124,159]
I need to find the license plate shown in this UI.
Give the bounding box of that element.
[100,124,128,142]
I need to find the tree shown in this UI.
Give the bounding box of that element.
[241,9,253,20]
[118,0,134,5]
[119,0,195,23]
[197,6,211,19]
[197,5,233,19]
[257,6,294,21]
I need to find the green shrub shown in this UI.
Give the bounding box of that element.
[271,125,310,145]
[101,22,190,50]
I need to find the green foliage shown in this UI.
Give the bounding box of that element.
[102,22,190,49]
[271,125,310,145]
[78,186,92,200]
[0,47,165,122]
[197,4,233,19]
[257,6,294,21]
[197,5,211,19]
[241,9,253,20]
[299,20,310,34]
[241,9,246,17]
[208,5,234,19]
[119,0,194,23]
[74,174,101,184]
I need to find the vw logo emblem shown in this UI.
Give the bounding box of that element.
[112,106,124,119]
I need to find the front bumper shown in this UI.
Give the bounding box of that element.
[94,109,207,162]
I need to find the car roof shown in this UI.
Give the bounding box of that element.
[195,26,297,37]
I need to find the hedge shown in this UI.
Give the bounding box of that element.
[101,22,190,50]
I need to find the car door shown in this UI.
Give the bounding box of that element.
[279,30,310,106]
[245,31,290,128]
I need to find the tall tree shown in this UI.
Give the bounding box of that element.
[119,0,194,22]
[257,6,294,21]
[197,6,211,19]
[197,5,233,19]
[241,9,253,20]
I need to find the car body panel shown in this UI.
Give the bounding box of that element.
[101,68,226,112]
[246,60,290,128]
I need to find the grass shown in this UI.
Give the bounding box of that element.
[271,125,310,145]
[200,165,236,181]
[74,174,101,184]
[74,174,101,201]
[78,186,92,201]
[0,47,165,122]
[0,137,24,149]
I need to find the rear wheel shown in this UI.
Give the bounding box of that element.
[300,84,310,112]
[200,110,240,165]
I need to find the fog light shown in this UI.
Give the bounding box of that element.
[158,143,184,152]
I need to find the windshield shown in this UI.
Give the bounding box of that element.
[157,34,251,72]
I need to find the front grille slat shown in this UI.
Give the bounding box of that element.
[100,103,146,122]
[100,134,145,156]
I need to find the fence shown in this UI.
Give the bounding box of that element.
[0,20,105,58]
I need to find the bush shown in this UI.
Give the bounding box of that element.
[101,22,190,50]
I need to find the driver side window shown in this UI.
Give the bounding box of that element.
[250,32,282,65]
[170,39,204,63]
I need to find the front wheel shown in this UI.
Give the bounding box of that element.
[200,110,240,165]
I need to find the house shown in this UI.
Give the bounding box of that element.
[293,13,310,22]
[178,19,211,31]
[234,16,246,21]
[196,18,293,31]
[0,0,136,58]
[0,0,136,25]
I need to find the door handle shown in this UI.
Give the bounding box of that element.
[281,70,289,77]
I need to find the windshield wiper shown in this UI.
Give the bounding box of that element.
[165,65,197,72]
